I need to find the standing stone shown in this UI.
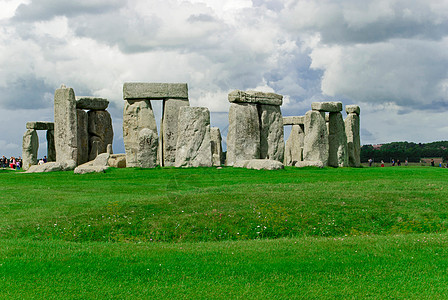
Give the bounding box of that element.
[77,109,89,165]
[284,124,304,166]
[259,104,284,162]
[226,103,260,166]
[88,110,114,158]
[328,112,348,167]
[175,107,212,167]
[162,98,189,166]
[137,128,159,168]
[210,127,223,166]
[303,110,329,166]
[345,105,361,167]
[46,130,56,162]
[22,129,39,170]
[54,85,78,163]
[123,100,158,167]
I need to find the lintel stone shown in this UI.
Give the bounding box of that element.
[26,121,54,130]
[311,102,342,112]
[123,83,188,100]
[76,97,109,110]
[283,116,304,126]
[228,90,283,106]
[346,105,360,115]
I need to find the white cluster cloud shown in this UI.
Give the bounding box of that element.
[0,0,447,157]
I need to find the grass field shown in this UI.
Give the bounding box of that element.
[0,166,447,298]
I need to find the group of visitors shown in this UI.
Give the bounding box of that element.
[0,156,22,170]
[369,158,409,167]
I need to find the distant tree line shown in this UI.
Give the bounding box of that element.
[361,141,448,163]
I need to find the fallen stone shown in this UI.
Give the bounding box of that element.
[26,122,54,130]
[26,159,76,173]
[123,83,188,100]
[74,165,109,175]
[295,161,324,168]
[175,107,212,167]
[73,153,110,174]
[210,127,223,166]
[284,124,304,166]
[303,110,329,166]
[328,112,348,167]
[346,105,360,115]
[22,129,39,170]
[137,128,158,168]
[259,104,284,162]
[233,159,284,170]
[311,102,343,112]
[228,90,283,106]
[108,154,126,168]
[76,97,109,110]
[283,116,304,126]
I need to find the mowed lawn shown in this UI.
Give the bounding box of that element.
[0,166,447,298]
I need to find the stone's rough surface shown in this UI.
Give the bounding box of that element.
[137,128,159,168]
[311,102,343,112]
[233,159,284,170]
[295,161,324,168]
[123,100,158,167]
[26,159,76,173]
[74,165,108,174]
[210,127,223,166]
[89,138,100,161]
[76,97,109,110]
[92,153,110,167]
[74,153,110,174]
[26,122,54,130]
[346,105,360,115]
[228,90,283,106]
[175,107,212,167]
[162,98,189,166]
[284,124,304,166]
[226,103,260,166]
[46,130,56,162]
[107,144,113,155]
[259,104,284,162]
[345,113,361,167]
[123,83,188,100]
[283,116,304,125]
[54,85,78,163]
[77,109,89,165]
[108,154,126,168]
[22,129,39,170]
[303,110,329,166]
[328,112,348,167]
[88,110,114,157]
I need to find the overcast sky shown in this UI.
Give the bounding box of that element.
[1,0,447,157]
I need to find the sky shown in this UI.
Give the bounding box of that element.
[1,0,448,157]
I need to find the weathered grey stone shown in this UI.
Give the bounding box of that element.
[89,138,100,161]
[175,107,212,168]
[108,154,126,168]
[137,128,159,168]
[210,127,223,166]
[228,90,283,106]
[311,102,343,112]
[46,130,56,162]
[123,83,188,100]
[233,159,284,170]
[26,159,76,173]
[303,110,329,166]
[162,98,189,166]
[54,85,78,163]
[74,165,108,174]
[345,113,361,167]
[284,124,304,166]
[295,161,324,168]
[77,109,89,165]
[226,103,260,166]
[328,112,348,167]
[259,104,284,162]
[26,122,54,130]
[93,153,110,167]
[88,110,113,158]
[123,100,158,167]
[22,129,39,170]
[76,97,109,110]
[283,116,304,126]
[74,153,110,174]
[345,105,360,115]
[107,144,113,155]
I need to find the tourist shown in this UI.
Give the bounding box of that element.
[405,160,408,166]
[431,159,435,167]
[392,159,395,166]
[397,160,401,166]
[368,158,373,167]
[381,160,385,167]
[43,156,47,163]
[9,157,16,169]
[439,162,442,168]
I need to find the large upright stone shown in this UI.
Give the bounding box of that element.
[284,124,304,166]
[226,103,260,166]
[228,90,283,106]
[162,99,189,166]
[123,100,158,167]
[137,128,159,168]
[123,83,188,100]
[54,85,78,163]
[345,106,361,167]
[77,109,89,165]
[210,127,223,166]
[46,130,56,162]
[303,110,329,166]
[88,110,114,159]
[328,112,348,167]
[259,104,284,162]
[175,107,212,168]
[22,129,39,170]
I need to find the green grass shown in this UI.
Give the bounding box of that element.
[0,166,447,298]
